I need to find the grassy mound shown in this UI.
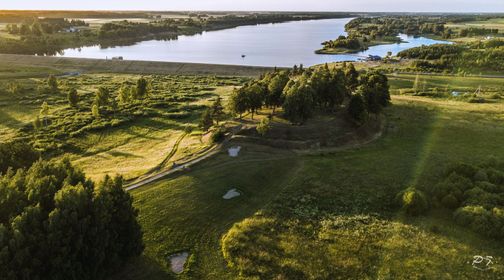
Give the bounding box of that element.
[233,111,382,150]
[222,214,503,279]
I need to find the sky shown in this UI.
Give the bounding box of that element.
[2,0,504,13]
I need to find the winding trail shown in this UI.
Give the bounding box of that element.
[124,117,385,192]
[125,142,223,191]
[149,132,187,173]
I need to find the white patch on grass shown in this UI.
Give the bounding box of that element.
[228,146,241,157]
[223,188,241,200]
[169,252,189,274]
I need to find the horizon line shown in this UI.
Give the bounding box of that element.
[1,10,504,14]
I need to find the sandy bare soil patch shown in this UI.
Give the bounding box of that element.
[169,252,189,274]
[223,188,241,199]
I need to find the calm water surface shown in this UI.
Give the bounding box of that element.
[57,18,449,67]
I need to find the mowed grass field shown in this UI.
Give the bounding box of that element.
[121,93,504,279]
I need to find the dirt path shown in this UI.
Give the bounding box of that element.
[125,117,386,192]
[148,132,187,173]
[125,142,223,191]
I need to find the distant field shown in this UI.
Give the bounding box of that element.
[446,17,504,32]
[389,73,504,99]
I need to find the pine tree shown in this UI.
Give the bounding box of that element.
[200,108,214,131]
[47,75,59,93]
[347,94,367,123]
[135,78,149,99]
[92,104,100,118]
[68,88,79,107]
[39,102,50,126]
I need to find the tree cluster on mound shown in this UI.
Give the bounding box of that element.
[228,63,390,124]
[429,158,504,239]
[0,159,144,279]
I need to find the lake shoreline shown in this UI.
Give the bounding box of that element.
[56,19,450,67]
[0,53,278,77]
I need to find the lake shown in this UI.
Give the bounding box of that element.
[57,18,450,67]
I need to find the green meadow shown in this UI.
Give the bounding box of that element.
[2,60,504,279]
[118,93,504,279]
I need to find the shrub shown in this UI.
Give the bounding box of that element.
[476,181,501,193]
[211,127,226,143]
[468,97,486,103]
[464,187,503,209]
[454,206,497,237]
[441,194,460,209]
[256,118,271,136]
[474,169,489,182]
[449,162,477,179]
[433,180,463,202]
[347,94,367,123]
[486,168,504,185]
[396,187,429,216]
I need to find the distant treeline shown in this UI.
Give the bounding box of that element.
[0,11,150,23]
[398,39,504,73]
[98,13,352,40]
[459,27,499,37]
[345,16,447,38]
[6,18,88,36]
[98,20,179,39]
[319,16,450,53]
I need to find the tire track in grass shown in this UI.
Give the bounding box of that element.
[151,132,187,172]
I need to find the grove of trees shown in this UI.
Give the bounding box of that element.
[0,159,144,279]
[228,63,390,124]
